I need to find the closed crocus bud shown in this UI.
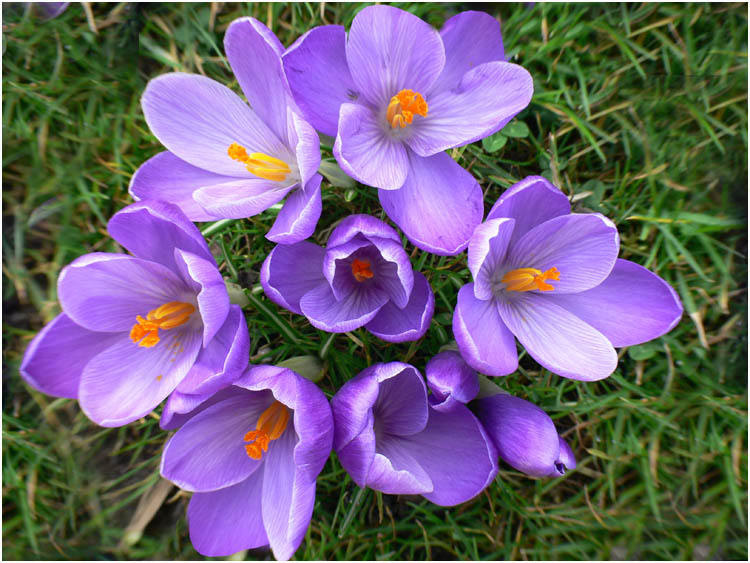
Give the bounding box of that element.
[474,394,576,478]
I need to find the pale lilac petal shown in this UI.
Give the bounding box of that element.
[408,62,533,156]
[225,17,291,145]
[261,242,326,315]
[107,200,215,272]
[346,5,445,107]
[379,151,483,255]
[160,385,239,430]
[366,271,434,343]
[58,253,189,333]
[193,178,293,220]
[507,213,620,294]
[429,11,505,95]
[327,214,402,248]
[468,218,516,300]
[283,25,357,137]
[79,326,202,426]
[334,103,409,190]
[128,151,227,222]
[322,237,378,301]
[498,294,617,381]
[424,350,479,406]
[335,412,376,487]
[288,110,321,187]
[453,283,518,376]
[20,313,119,399]
[372,365,429,437]
[267,174,322,244]
[551,259,683,347]
[366,436,433,495]
[556,437,577,475]
[331,366,381,450]
[299,281,388,333]
[35,2,69,20]
[160,391,268,491]
[188,474,268,557]
[486,175,571,246]
[141,73,288,176]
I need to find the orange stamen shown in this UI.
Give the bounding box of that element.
[385,89,428,129]
[501,267,560,292]
[227,142,291,182]
[243,401,290,460]
[129,301,195,348]
[351,258,374,282]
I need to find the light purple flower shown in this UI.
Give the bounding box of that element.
[20,200,249,427]
[160,365,333,560]
[130,17,323,245]
[425,350,575,478]
[261,214,434,342]
[331,361,497,506]
[453,176,683,381]
[32,2,69,19]
[283,7,533,255]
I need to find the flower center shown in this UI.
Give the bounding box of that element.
[501,267,561,292]
[129,301,195,348]
[351,258,374,282]
[385,89,428,129]
[227,142,291,182]
[244,401,290,460]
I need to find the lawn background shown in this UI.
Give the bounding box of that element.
[2,2,747,560]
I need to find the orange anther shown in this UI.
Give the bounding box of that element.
[130,301,195,348]
[227,142,291,182]
[243,401,290,460]
[501,267,561,292]
[351,258,374,282]
[386,89,428,129]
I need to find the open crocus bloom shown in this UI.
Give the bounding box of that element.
[331,361,497,505]
[130,17,323,245]
[261,214,434,342]
[425,350,575,478]
[283,6,533,255]
[453,176,683,380]
[160,365,333,560]
[20,201,249,427]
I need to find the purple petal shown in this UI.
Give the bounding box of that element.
[224,17,291,145]
[188,474,268,556]
[555,437,577,475]
[107,200,215,272]
[551,259,683,347]
[300,281,388,333]
[283,25,356,137]
[407,62,533,156]
[79,326,202,426]
[322,236,379,301]
[345,5,445,107]
[267,174,323,244]
[429,11,505,95]
[193,178,293,219]
[336,412,377,487]
[424,350,479,406]
[327,214,402,248]
[366,271,434,343]
[161,391,269,491]
[261,242,326,315]
[486,175,571,246]
[58,253,189,333]
[141,73,287,176]
[367,435,433,495]
[372,364,429,437]
[288,110,322,187]
[160,385,240,430]
[475,394,562,478]
[35,2,69,20]
[468,217,516,300]
[453,283,518,376]
[20,313,119,399]
[379,151,483,255]
[128,151,228,222]
[334,103,408,190]
[331,365,382,451]
[498,294,617,381]
[508,213,620,294]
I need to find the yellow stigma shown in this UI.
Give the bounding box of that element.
[243,401,290,460]
[501,267,561,292]
[129,301,195,348]
[227,142,291,182]
[351,258,374,282]
[386,89,428,129]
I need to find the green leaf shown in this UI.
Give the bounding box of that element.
[481,132,508,153]
[502,120,530,138]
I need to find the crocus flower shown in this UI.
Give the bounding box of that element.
[130,17,323,244]
[160,365,333,560]
[453,175,683,380]
[283,6,533,255]
[331,361,497,505]
[425,350,575,478]
[261,214,434,342]
[32,2,69,19]
[20,200,249,426]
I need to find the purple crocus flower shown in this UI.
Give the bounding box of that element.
[261,214,434,342]
[20,200,249,427]
[160,365,333,560]
[331,361,497,505]
[32,2,70,19]
[425,350,575,478]
[283,6,533,255]
[453,175,683,380]
[130,17,323,245]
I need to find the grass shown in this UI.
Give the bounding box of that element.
[2,2,747,560]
